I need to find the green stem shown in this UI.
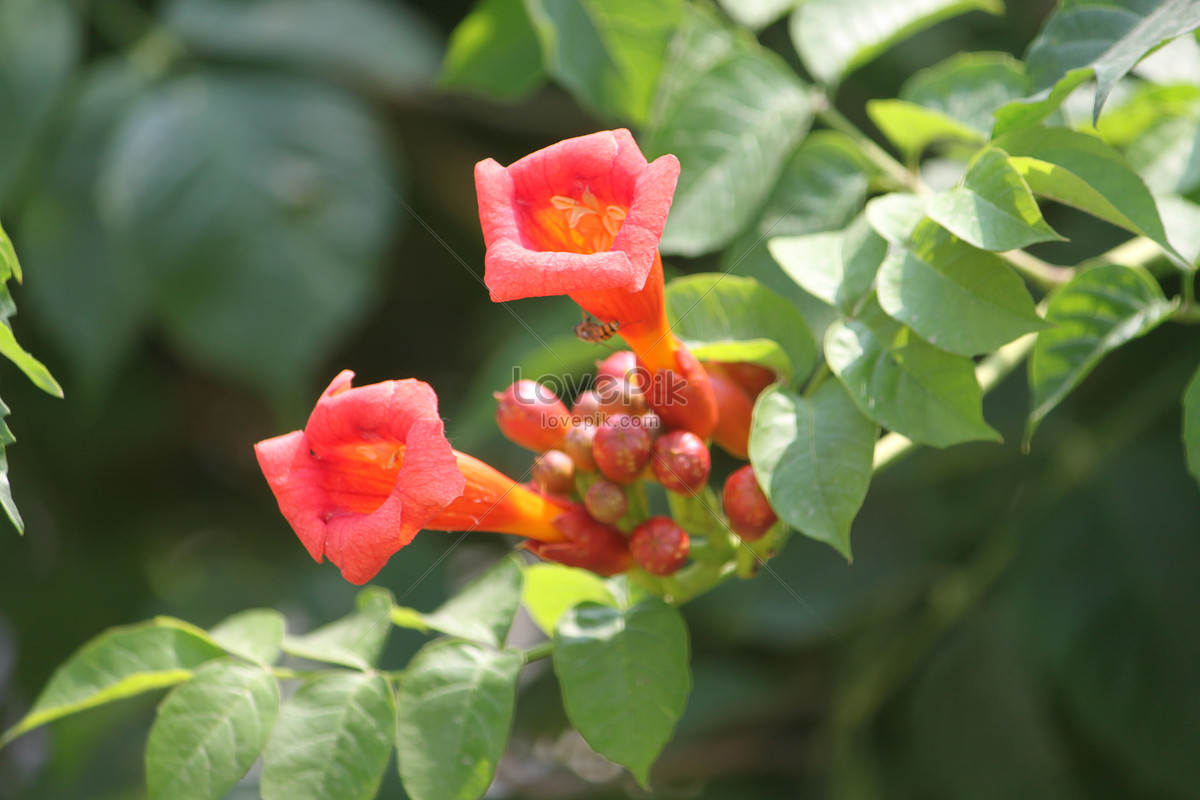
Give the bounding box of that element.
[816,101,916,192]
[804,362,831,398]
[522,641,554,664]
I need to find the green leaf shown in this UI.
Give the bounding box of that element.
[996,126,1185,266]
[209,609,286,665]
[0,397,21,533]
[719,132,872,338]
[665,274,816,384]
[876,222,1047,356]
[0,0,79,204]
[1184,361,1200,488]
[524,0,681,124]
[146,660,279,800]
[866,100,987,161]
[0,220,20,283]
[749,383,878,559]
[0,324,63,398]
[395,641,522,800]
[1023,0,1200,123]
[902,52,1027,134]
[282,587,392,669]
[1123,110,1200,196]
[865,192,928,244]
[925,147,1064,251]
[716,0,799,29]
[991,68,1092,137]
[419,553,524,647]
[522,563,617,635]
[649,7,812,256]
[440,0,545,98]
[165,0,441,95]
[826,297,1000,447]
[1,617,225,745]
[768,213,886,314]
[97,71,398,405]
[735,131,873,242]
[1156,193,1200,268]
[1094,83,1200,149]
[1027,263,1176,443]
[554,599,690,786]
[260,673,395,800]
[17,61,152,391]
[789,0,1003,87]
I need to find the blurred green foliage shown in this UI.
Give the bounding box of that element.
[0,0,1198,798]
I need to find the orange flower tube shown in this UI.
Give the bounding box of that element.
[475,129,717,437]
[255,371,629,583]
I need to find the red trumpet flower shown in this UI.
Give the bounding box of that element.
[256,371,629,583]
[475,129,717,437]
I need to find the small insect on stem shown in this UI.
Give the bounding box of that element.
[574,312,622,343]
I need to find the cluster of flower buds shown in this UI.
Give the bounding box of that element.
[493,349,778,578]
[256,128,784,587]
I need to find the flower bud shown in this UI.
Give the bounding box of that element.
[595,377,648,418]
[630,517,689,575]
[704,363,754,459]
[495,380,571,452]
[526,506,632,576]
[651,431,711,494]
[571,390,606,426]
[592,414,653,484]
[584,479,628,524]
[642,344,718,438]
[562,422,599,472]
[595,350,639,386]
[712,361,776,399]
[722,465,777,541]
[532,449,575,495]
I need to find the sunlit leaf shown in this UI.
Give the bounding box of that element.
[790,0,1003,86]
[441,0,545,98]
[749,382,877,559]
[649,6,812,256]
[282,587,392,669]
[876,221,1046,356]
[260,673,394,800]
[768,213,885,314]
[1,618,225,745]
[865,192,927,244]
[554,599,690,786]
[418,553,524,647]
[997,126,1185,266]
[826,298,1000,447]
[1027,263,1176,443]
[665,274,816,384]
[716,0,799,29]
[925,147,1063,251]
[522,563,618,635]
[395,640,522,800]
[876,221,1047,356]
[524,0,682,124]
[146,660,279,800]
[209,609,286,665]
[1024,0,1200,123]
[1156,193,1200,268]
